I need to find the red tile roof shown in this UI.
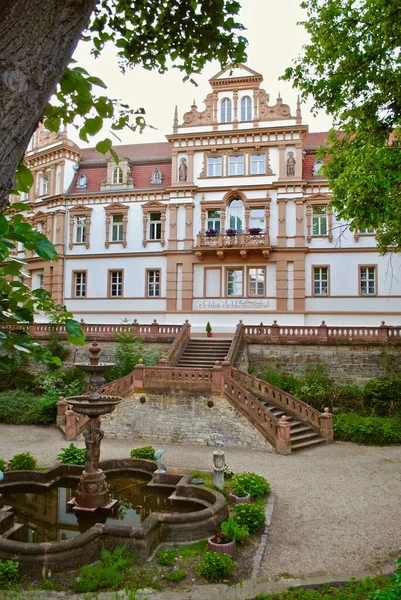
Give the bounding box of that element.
[81,141,171,164]
[303,132,329,149]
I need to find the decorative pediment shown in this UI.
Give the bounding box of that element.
[179,94,214,129]
[142,200,166,211]
[209,63,263,87]
[306,193,331,204]
[104,202,129,214]
[69,204,93,215]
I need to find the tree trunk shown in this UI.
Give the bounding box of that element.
[0,0,97,211]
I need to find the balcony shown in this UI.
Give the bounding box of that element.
[194,230,271,260]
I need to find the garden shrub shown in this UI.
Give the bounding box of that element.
[130,446,156,460]
[73,545,135,593]
[333,413,401,445]
[0,459,6,472]
[221,517,249,543]
[231,472,270,499]
[233,503,266,533]
[58,443,86,465]
[198,551,236,581]
[8,452,37,471]
[363,377,401,416]
[257,364,301,396]
[0,391,58,425]
[164,569,186,582]
[332,383,365,413]
[0,557,20,587]
[156,549,177,566]
[104,334,161,382]
[34,368,85,399]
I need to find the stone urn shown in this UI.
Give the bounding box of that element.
[208,536,236,556]
[228,492,251,504]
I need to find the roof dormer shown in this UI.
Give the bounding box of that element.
[100,157,134,191]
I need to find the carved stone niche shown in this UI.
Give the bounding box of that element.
[100,158,134,190]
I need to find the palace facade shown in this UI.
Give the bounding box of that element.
[19,64,401,332]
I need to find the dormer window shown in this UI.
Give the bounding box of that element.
[112,167,123,184]
[220,98,232,123]
[240,96,252,122]
[151,168,163,185]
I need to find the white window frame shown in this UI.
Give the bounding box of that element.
[312,206,328,236]
[313,267,329,296]
[227,269,243,297]
[74,272,86,297]
[147,270,160,297]
[207,210,221,232]
[228,155,244,176]
[220,97,232,123]
[240,96,252,122]
[249,208,265,230]
[112,167,123,184]
[74,216,87,244]
[248,268,265,297]
[207,156,222,177]
[109,270,123,297]
[360,266,376,295]
[250,154,265,175]
[111,214,123,242]
[40,176,49,196]
[149,213,162,240]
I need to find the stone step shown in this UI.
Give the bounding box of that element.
[0,523,26,540]
[290,438,326,452]
[290,430,320,442]
[0,511,14,535]
[289,422,311,433]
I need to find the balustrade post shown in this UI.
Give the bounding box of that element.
[132,319,139,336]
[320,407,333,442]
[379,321,390,344]
[150,319,158,335]
[318,320,328,343]
[276,415,291,454]
[211,361,223,395]
[134,359,145,391]
[271,320,279,343]
[56,397,67,427]
[65,407,77,441]
[221,359,231,393]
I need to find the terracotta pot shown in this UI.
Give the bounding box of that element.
[207,332,212,337]
[228,492,251,504]
[208,536,236,555]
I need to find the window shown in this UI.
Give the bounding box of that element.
[248,268,265,296]
[149,213,162,240]
[240,96,252,121]
[40,176,49,196]
[111,214,123,242]
[360,227,375,234]
[109,270,123,297]
[228,155,244,176]
[207,210,221,232]
[228,198,244,231]
[251,154,265,175]
[74,272,86,297]
[312,206,327,236]
[35,221,45,234]
[112,167,123,184]
[360,266,376,295]
[147,270,160,297]
[249,208,265,230]
[207,156,222,177]
[313,267,329,295]
[74,216,87,243]
[227,269,243,296]
[220,97,232,123]
[32,271,44,290]
[313,160,324,176]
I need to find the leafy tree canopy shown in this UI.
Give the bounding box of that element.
[0,0,247,364]
[282,0,401,252]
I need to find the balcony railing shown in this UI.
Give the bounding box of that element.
[194,231,271,259]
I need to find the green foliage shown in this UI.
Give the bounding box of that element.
[0,557,20,587]
[296,364,331,410]
[130,446,156,460]
[198,551,236,581]
[46,333,71,369]
[373,557,401,600]
[282,0,401,252]
[221,516,249,543]
[256,364,302,397]
[206,321,212,333]
[58,443,86,465]
[364,378,401,416]
[0,391,58,425]
[104,334,160,381]
[233,503,266,534]
[231,472,270,499]
[34,368,86,399]
[223,463,234,478]
[164,569,186,582]
[0,459,6,471]
[8,452,37,471]
[333,413,401,446]
[73,545,135,593]
[157,549,177,566]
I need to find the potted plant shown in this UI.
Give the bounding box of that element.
[248,227,262,235]
[206,321,212,337]
[225,227,237,236]
[228,484,251,504]
[205,228,217,237]
[208,517,249,555]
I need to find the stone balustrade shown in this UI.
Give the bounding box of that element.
[163,320,191,366]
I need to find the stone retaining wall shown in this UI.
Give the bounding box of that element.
[101,391,274,451]
[247,344,401,383]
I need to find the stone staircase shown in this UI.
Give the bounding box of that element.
[251,392,325,451]
[0,504,26,540]
[175,338,232,369]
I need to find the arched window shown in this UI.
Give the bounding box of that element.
[240,96,252,122]
[112,167,123,184]
[228,198,244,232]
[220,98,232,123]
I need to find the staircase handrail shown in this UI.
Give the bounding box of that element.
[225,320,244,366]
[229,367,322,433]
[164,320,191,366]
[222,373,279,448]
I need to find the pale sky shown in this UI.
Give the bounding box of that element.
[71,0,332,147]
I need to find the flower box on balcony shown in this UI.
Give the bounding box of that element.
[205,229,217,237]
[248,227,262,235]
[225,228,237,236]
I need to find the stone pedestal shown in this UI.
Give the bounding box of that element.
[74,469,111,509]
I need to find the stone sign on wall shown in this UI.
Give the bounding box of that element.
[193,299,275,311]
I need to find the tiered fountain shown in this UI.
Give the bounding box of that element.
[65,341,122,512]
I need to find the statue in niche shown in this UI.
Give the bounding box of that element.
[178,157,188,182]
[286,152,296,177]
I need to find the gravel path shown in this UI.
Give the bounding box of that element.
[1,423,401,579]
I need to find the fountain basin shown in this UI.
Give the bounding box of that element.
[66,395,122,417]
[0,459,228,576]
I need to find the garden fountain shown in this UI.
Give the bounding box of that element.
[65,341,122,511]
